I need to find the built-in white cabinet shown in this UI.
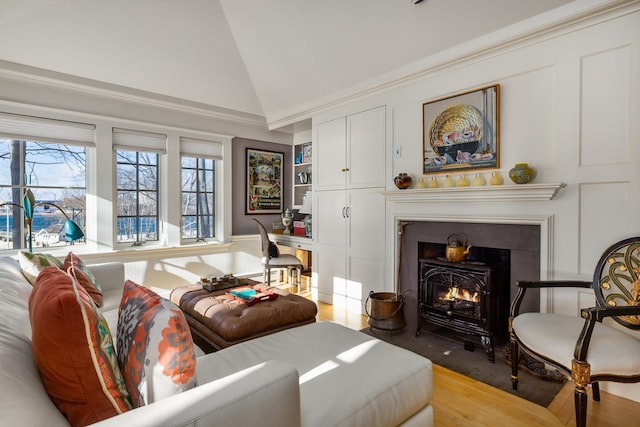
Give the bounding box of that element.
[312,106,387,313]
[315,106,386,191]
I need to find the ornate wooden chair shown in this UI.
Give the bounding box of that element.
[509,237,640,427]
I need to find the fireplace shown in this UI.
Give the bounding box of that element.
[417,254,510,362]
[397,220,542,353]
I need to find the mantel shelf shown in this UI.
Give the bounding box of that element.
[382,183,567,202]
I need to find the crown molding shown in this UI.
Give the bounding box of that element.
[0,60,270,130]
[267,0,638,130]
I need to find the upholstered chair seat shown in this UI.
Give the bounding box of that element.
[513,313,640,377]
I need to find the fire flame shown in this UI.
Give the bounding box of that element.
[443,286,479,303]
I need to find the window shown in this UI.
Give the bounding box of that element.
[113,128,165,245]
[179,137,223,242]
[0,113,93,252]
[116,149,159,243]
[181,157,215,240]
[0,139,86,251]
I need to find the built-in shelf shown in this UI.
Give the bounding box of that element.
[382,183,566,202]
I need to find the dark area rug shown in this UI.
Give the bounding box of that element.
[359,325,566,407]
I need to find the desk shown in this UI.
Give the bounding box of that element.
[269,234,312,252]
[270,234,312,286]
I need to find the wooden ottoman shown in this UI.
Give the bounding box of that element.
[170,284,317,353]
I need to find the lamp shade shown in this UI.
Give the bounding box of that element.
[299,191,313,214]
[64,219,85,242]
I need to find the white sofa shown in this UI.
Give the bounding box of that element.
[0,255,433,426]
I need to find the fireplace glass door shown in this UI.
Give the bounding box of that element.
[418,258,499,362]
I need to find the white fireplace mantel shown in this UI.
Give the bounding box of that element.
[382,183,566,203]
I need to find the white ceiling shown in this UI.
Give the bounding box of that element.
[0,0,579,129]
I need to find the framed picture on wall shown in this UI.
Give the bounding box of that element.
[246,148,283,214]
[423,84,500,174]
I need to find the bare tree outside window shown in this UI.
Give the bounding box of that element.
[0,139,86,250]
[116,150,158,243]
[181,156,215,240]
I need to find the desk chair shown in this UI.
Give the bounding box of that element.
[253,218,303,292]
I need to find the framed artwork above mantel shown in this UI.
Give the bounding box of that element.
[423,84,500,174]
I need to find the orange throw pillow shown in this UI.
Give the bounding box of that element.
[29,267,131,426]
[63,251,103,307]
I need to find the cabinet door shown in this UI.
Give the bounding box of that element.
[314,190,347,304]
[314,117,346,191]
[315,190,346,247]
[347,106,386,189]
[346,188,386,313]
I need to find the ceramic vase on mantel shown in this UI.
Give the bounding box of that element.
[394,173,412,190]
[509,163,536,184]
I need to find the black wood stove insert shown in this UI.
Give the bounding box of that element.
[417,257,509,362]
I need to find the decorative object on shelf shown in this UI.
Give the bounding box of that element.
[299,191,313,238]
[442,174,455,187]
[281,209,294,235]
[295,152,303,164]
[428,176,439,188]
[423,84,500,175]
[394,173,412,190]
[509,163,536,184]
[457,174,469,187]
[246,148,283,214]
[490,171,504,185]
[445,233,472,263]
[302,143,312,163]
[0,188,84,253]
[472,173,486,186]
[297,171,309,184]
[415,177,427,189]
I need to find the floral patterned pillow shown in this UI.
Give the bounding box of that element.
[116,280,196,407]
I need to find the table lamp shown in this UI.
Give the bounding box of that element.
[0,189,84,252]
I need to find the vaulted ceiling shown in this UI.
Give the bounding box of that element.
[0,0,575,130]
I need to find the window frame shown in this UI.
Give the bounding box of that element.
[0,138,87,252]
[180,155,216,242]
[115,148,160,246]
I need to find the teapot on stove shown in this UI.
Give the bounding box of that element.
[445,233,472,262]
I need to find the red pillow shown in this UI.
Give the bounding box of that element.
[29,267,131,426]
[63,252,103,307]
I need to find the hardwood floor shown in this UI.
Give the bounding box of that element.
[313,299,640,426]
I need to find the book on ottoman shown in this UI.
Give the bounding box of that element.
[228,287,277,305]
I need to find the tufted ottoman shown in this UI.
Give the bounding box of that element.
[170,284,318,352]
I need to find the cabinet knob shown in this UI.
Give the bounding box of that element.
[341,168,347,172]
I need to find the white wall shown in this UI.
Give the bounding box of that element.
[311,3,640,401]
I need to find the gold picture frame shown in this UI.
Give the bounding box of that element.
[423,84,500,174]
